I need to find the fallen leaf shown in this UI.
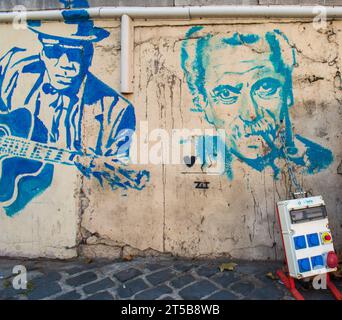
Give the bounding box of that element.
[123,255,134,261]
[266,272,279,280]
[219,262,237,272]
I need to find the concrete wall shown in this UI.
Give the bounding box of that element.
[0,8,341,260]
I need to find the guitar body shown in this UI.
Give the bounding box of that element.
[0,108,54,216]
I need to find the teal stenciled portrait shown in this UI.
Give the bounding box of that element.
[181,26,333,180]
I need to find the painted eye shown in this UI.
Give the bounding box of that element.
[212,84,241,105]
[253,78,281,99]
[218,89,230,98]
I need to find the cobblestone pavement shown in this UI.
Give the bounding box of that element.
[0,257,341,300]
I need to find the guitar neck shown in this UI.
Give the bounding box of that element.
[0,135,78,166]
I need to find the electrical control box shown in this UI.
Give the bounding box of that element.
[277,196,337,279]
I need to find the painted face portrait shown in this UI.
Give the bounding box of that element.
[40,37,92,93]
[205,44,287,160]
[181,27,333,178]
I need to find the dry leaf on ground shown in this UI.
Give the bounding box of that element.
[123,255,134,261]
[266,272,279,280]
[219,262,237,272]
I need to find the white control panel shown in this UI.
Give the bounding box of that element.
[277,196,337,279]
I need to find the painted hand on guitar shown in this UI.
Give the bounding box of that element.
[73,154,150,191]
[0,108,149,216]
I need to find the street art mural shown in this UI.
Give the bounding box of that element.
[0,1,149,217]
[181,26,333,180]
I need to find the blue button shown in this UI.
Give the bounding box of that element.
[311,255,324,270]
[294,235,306,250]
[298,258,311,273]
[306,233,320,247]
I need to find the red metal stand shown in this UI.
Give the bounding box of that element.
[277,268,342,300]
[326,272,342,300]
[276,269,304,300]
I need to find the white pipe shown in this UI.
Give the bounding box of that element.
[99,7,190,19]
[120,14,134,94]
[190,5,342,18]
[1,6,342,22]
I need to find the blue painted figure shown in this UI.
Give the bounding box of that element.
[181,27,333,180]
[0,1,149,216]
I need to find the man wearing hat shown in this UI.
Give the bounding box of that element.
[0,6,148,215]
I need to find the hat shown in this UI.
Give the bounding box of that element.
[27,0,109,43]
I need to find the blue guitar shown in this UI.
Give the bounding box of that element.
[0,108,54,216]
[0,108,149,217]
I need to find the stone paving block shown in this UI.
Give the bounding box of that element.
[179,280,218,300]
[100,263,123,275]
[36,271,62,283]
[64,266,87,275]
[65,271,97,287]
[146,269,178,286]
[211,272,239,288]
[250,286,285,300]
[145,263,165,271]
[235,262,278,279]
[170,274,195,289]
[206,290,238,300]
[230,281,255,296]
[86,291,114,300]
[55,290,82,300]
[64,263,98,275]
[113,268,142,282]
[160,295,175,300]
[83,277,116,295]
[27,281,62,300]
[0,266,18,279]
[0,286,24,299]
[134,285,172,300]
[196,265,218,278]
[172,262,193,272]
[117,278,149,299]
[25,271,45,282]
[235,264,270,275]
